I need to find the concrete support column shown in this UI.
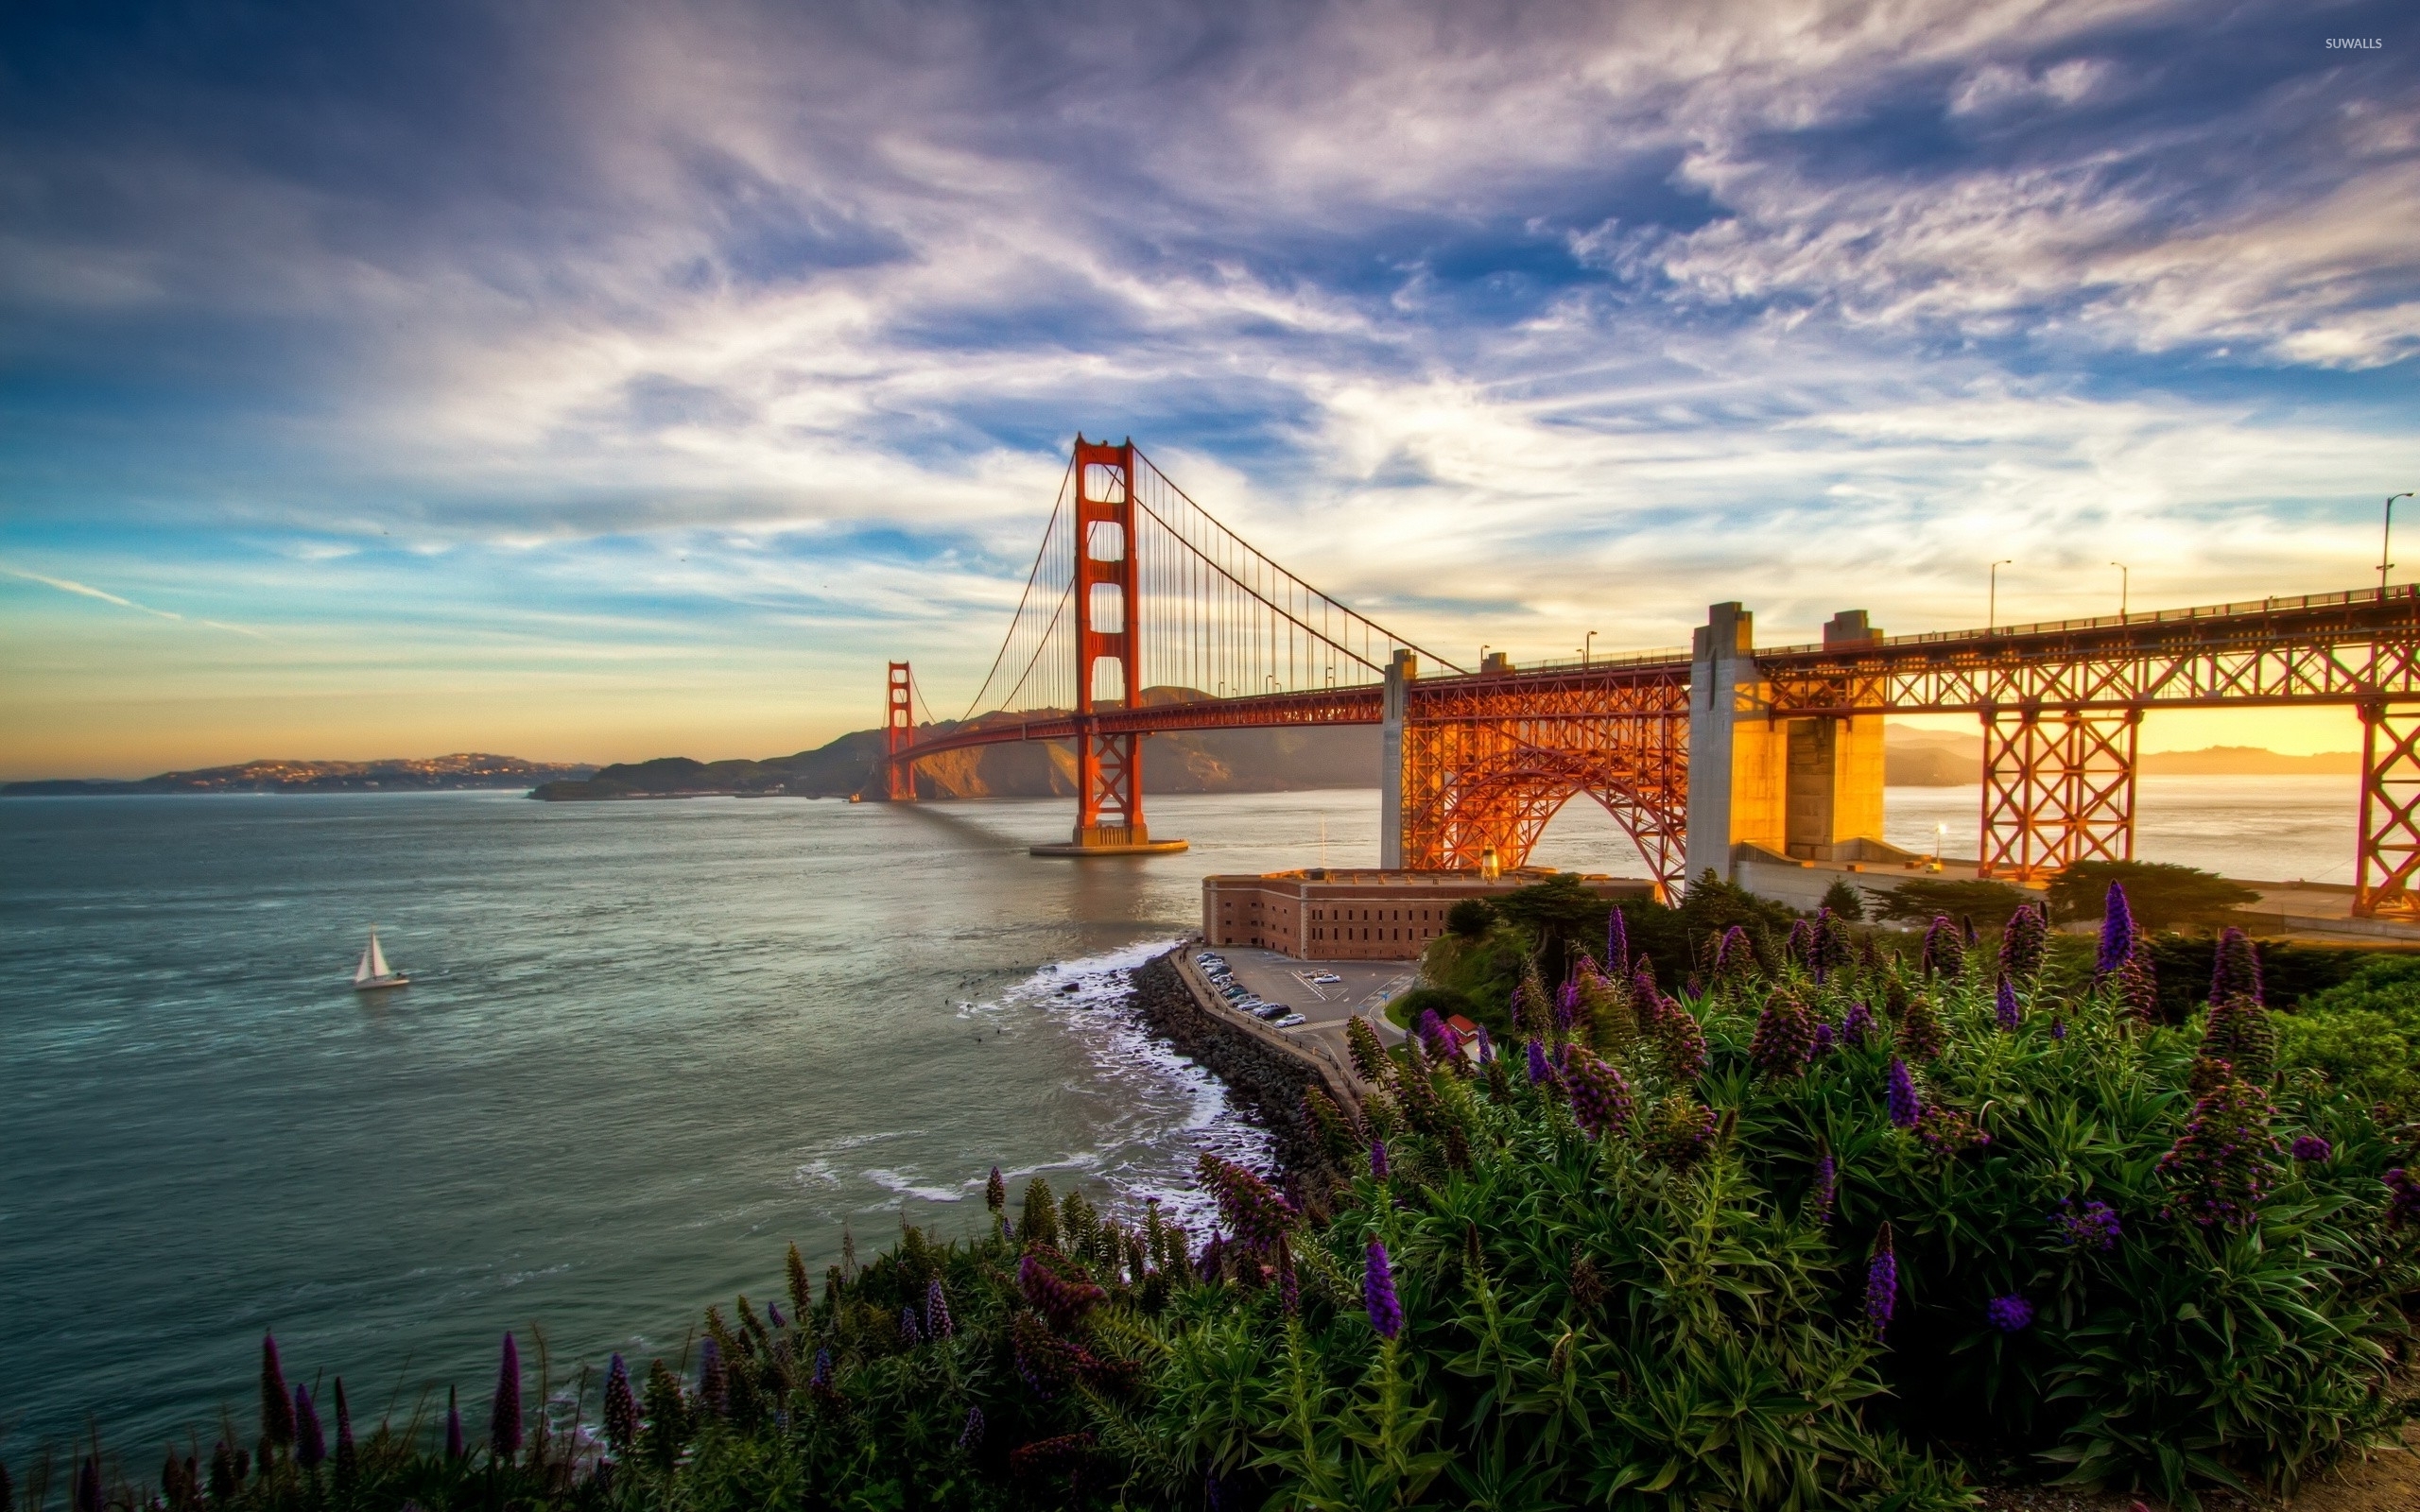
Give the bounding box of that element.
[1685,604,1755,885]
[1379,649,1415,868]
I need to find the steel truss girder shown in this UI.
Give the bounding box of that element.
[1977,707,2138,883]
[2357,700,2420,918]
[1760,589,2420,714]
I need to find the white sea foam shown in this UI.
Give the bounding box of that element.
[976,937,1279,1236]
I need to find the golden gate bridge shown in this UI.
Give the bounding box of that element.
[882,437,2420,917]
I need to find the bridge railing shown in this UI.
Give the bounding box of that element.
[1753,584,2414,659]
[1457,646,1691,675]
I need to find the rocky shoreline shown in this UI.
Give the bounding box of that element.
[1126,948,1353,1204]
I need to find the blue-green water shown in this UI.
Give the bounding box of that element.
[0,790,1392,1452]
[0,776,2358,1452]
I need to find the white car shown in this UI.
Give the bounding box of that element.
[1309,972,1342,985]
[1274,1013,1307,1027]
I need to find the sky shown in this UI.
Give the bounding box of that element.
[2,0,2414,778]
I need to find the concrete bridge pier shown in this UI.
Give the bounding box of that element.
[1379,649,1414,868]
[1685,604,1893,888]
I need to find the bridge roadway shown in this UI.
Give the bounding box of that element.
[891,583,2420,909]
[903,584,2420,755]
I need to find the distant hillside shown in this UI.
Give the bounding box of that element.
[1881,723,2357,785]
[533,691,1378,800]
[3,753,596,796]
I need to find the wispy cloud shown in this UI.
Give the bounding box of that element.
[1,564,267,638]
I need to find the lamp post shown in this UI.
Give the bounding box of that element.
[1988,559,2014,628]
[2384,493,2415,591]
[1582,630,1597,667]
[2110,561,2129,617]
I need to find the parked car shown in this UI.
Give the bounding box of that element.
[1309,972,1342,984]
[1274,1014,1306,1027]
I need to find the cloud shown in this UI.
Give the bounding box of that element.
[2,564,267,638]
[1,0,2414,767]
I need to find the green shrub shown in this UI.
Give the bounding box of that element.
[1871,877,2032,926]
[2278,954,2420,1117]
[1444,897,1495,936]
[1385,985,1481,1034]
[2046,861,2259,933]
[1821,876,1868,920]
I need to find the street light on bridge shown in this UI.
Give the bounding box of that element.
[2385,492,2415,591]
[1988,559,2014,629]
[2111,561,2129,618]
[1583,630,1597,667]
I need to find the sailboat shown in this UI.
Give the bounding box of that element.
[352,926,409,991]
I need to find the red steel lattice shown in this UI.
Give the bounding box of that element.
[2357,701,2420,917]
[1976,707,2138,882]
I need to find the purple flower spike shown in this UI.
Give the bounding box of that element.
[1553,978,1578,1031]
[1841,1000,1873,1048]
[698,1336,728,1417]
[2097,883,2135,974]
[1370,1139,1390,1180]
[490,1332,522,1459]
[294,1384,325,1469]
[811,1348,833,1387]
[1886,1057,1922,1128]
[2291,1134,2332,1162]
[1864,1228,1897,1334]
[1986,1295,2034,1332]
[1812,1021,1835,1058]
[444,1385,464,1459]
[1995,975,2021,1031]
[1475,1024,1494,1063]
[1606,907,1630,974]
[2210,926,2263,1005]
[1810,1155,1837,1227]
[957,1406,985,1450]
[2049,1015,2066,1041]
[260,1332,295,1449]
[602,1355,638,1452]
[901,1305,923,1345]
[768,1300,786,1330]
[1527,1038,1551,1085]
[1417,1006,1448,1051]
[926,1278,954,1339]
[2385,1168,2420,1228]
[1362,1240,1403,1339]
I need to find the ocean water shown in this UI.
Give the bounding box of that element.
[0,790,1375,1452]
[0,776,2362,1452]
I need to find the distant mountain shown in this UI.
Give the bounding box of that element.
[1880,722,2357,785]
[2138,746,2360,776]
[3,753,596,796]
[532,691,1379,800]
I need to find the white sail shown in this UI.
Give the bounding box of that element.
[367,929,391,980]
[354,939,375,984]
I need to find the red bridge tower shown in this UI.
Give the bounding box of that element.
[1031,438,1187,855]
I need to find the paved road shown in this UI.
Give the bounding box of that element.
[1188,946,1413,1094]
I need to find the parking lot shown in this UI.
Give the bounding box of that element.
[1186,945,1413,1045]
